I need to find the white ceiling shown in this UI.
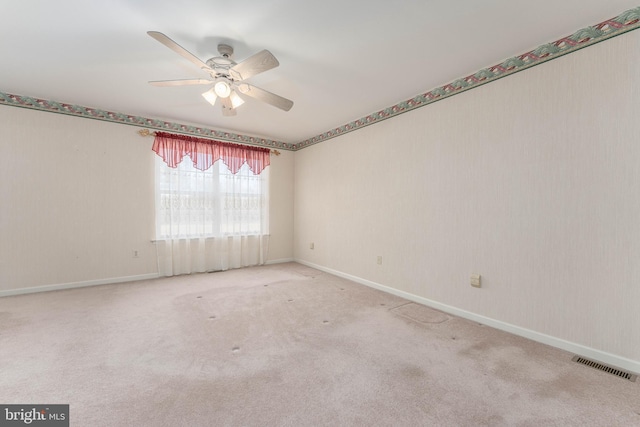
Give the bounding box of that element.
[1,1,638,145]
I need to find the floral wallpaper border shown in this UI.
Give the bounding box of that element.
[293,6,640,150]
[0,92,295,150]
[1,7,638,152]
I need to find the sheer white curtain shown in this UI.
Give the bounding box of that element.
[154,154,269,276]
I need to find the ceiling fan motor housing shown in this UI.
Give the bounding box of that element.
[217,44,234,57]
[206,46,236,80]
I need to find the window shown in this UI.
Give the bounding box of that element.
[151,132,271,276]
[155,156,269,240]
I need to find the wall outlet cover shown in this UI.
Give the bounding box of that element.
[470,274,481,288]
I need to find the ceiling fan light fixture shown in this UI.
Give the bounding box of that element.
[230,91,244,109]
[201,88,217,106]
[214,80,231,98]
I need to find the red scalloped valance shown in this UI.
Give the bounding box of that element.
[152,131,270,174]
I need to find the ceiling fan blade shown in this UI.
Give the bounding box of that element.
[220,97,237,116]
[229,50,279,81]
[236,83,293,112]
[147,31,211,71]
[149,79,212,87]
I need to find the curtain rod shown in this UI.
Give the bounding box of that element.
[137,129,281,156]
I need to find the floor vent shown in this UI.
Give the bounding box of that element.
[572,355,637,382]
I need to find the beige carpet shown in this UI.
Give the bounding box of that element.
[0,262,638,426]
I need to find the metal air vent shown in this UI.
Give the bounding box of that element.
[572,355,637,382]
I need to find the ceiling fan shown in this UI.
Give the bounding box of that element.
[147,31,293,116]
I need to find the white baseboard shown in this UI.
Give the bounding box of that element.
[265,258,295,265]
[295,259,640,375]
[0,273,159,298]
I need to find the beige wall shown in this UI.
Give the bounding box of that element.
[267,149,295,262]
[294,31,640,364]
[0,107,294,292]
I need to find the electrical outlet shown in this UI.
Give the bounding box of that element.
[470,273,481,288]
[377,256,383,265]
[133,250,139,258]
